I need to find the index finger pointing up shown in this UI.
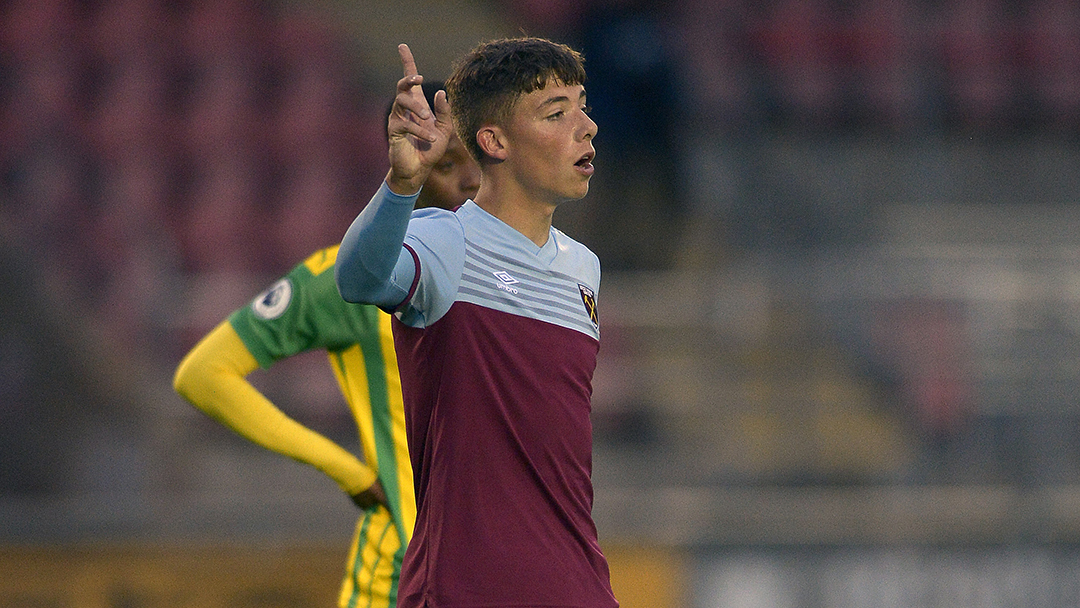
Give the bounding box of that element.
[398,43,418,78]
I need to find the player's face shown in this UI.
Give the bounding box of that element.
[503,80,596,205]
[416,134,481,210]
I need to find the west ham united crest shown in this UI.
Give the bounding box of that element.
[578,284,598,328]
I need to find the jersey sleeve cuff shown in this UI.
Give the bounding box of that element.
[380,180,422,205]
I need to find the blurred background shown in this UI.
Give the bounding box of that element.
[4,0,1080,605]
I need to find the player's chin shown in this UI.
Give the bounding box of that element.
[562,183,591,201]
[569,174,593,198]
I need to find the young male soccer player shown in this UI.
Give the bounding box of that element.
[335,40,617,607]
[172,81,479,608]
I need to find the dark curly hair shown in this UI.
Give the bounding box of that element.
[445,37,587,162]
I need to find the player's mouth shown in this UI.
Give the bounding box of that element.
[574,150,595,176]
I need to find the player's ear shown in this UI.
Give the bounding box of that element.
[476,126,507,161]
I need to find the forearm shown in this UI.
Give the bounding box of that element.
[335,179,419,307]
[173,322,377,494]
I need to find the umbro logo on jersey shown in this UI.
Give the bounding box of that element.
[493,271,519,285]
[493,270,520,295]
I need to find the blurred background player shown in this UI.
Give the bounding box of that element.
[172,80,480,608]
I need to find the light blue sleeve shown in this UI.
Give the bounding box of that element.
[394,208,466,328]
[335,181,420,309]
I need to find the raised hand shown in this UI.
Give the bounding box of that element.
[386,43,454,196]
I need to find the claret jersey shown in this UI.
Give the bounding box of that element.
[339,187,616,608]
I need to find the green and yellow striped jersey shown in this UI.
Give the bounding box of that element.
[228,245,415,608]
